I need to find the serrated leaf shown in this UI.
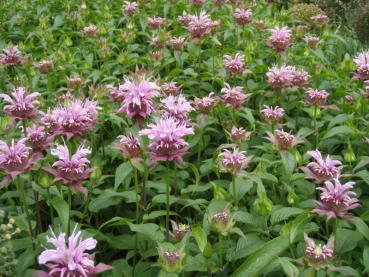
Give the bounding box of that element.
[114,162,132,190]
[353,217,369,241]
[279,257,299,277]
[51,197,69,233]
[270,207,304,225]
[323,125,354,139]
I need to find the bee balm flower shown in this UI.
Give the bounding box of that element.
[221,83,250,110]
[313,178,359,220]
[26,125,51,152]
[115,135,142,160]
[82,25,98,37]
[305,88,329,106]
[267,26,292,54]
[44,144,94,195]
[304,233,334,269]
[353,51,369,81]
[161,95,193,121]
[261,105,284,123]
[208,208,236,236]
[170,220,190,241]
[0,87,40,120]
[194,92,217,114]
[147,17,167,29]
[223,53,245,76]
[301,150,342,184]
[123,1,138,16]
[35,227,112,277]
[219,148,252,175]
[187,12,213,39]
[266,65,294,89]
[234,8,252,25]
[139,117,194,163]
[265,129,302,150]
[157,245,185,273]
[0,45,23,66]
[0,138,39,186]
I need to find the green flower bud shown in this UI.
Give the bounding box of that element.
[253,194,273,216]
[157,243,186,273]
[208,207,236,236]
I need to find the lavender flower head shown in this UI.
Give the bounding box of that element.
[223,53,245,76]
[117,76,159,125]
[157,245,185,273]
[194,92,217,114]
[0,138,39,186]
[0,87,40,120]
[187,11,213,39]
[123,1,138,16]
[162,82,182,96]
[52,98,99,138]
[44,144,94,195]
[305,88,329,106]
[26,125,51,152]
[305,35,321,48]
[161,95,193,121]
[266,65,295,89]
[170,220,190,241]
[313,177,359,220]
[0,45,23,66]
[67,77,83,89]
[261,105,284,123]
[221,83,250,110]
[219,148,252,175]
[301,150,342,184]
[139,116,194,163]
[106,83,125,103]
[35,226,112,277]
[266,129,302,150]
[291,69,310,88]
[353,51,369,81]
[115,135,142,160]
[304,233,334,269]
[230,127,251,144]
[267,26,292,54]
[147,17,167,29]
[168,37,186,51]
[234,8,252,25]
[82,25,98,37]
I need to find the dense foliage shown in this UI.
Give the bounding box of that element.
[0,0,368,276]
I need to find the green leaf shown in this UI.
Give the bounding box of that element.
[142,210,176,221]
[129,223,165,242]
[115,162,132,190]
[270,207,304,225]
[289,212,312,243]
[192,225,208,254]
[279,257,299,277]
[323,125,354,139]
[353,217,369,241]
[231,235,290,277]
[280,151,296,177]
[89,190,137,212]
[51,197,69,233]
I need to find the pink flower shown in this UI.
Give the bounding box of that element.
[310,14,329,26]
[40,109,59,135]
[168,37,186,51]
[139,117,194,163]
[178,14,191,26]
[170,220,190,241]
[187,12,213,38]
[26,125,51,152]
[67,77,83,89]
[117,76,159,124]
[221,83,250,110]
[265,129,302,150]
[223,53,245,76]
[115,135,142,160]
[150,36,164,48]
[0,138,39,186]
[36,60,53,73]
[291,69,310,88]
[161,95,193,121]
[44,144,94,195]
[266,65,294,89]
[0,87,40,120]
[82,25,98,37]
[261,105,284,123]
[305,35,321,47]
[52,98,99,138]
[353,51,369,81]
[234,8,252,25]
[230,127,251,144]
[301,150,342,184]
[194,92,217,114]
[35,226,112,277]
[267,26,292,54]
[219,148,252,175]
[106,84,125,103]
[147,17,167,29]
[305,88,329,106]
[0,45,23,66]
[304,233,334,268]
[162,82,182,96]
[123,1,138,16]
[313,178,359,220]
[150,50,163,61]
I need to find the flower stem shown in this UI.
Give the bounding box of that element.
[232,175,237,206]
[165,160,171,241]
[67,187,72,236]
[16,176,35,250]
[313,104,319,148]
[46,188,55,226]
[219,235,223,269]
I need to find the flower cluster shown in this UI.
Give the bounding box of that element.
[0,46,23,66]
[221,83,250,110]
[139,117,194,163]
[267,26,292,54]
[219,148,252,175]
[223,53,245,76]
[234,8,252,25]
[353,51,369,81]
[261,105,284,123]
[187,12,215,39]
[123,1,138,16]
[267,65,309,89]
[161,95,193,121]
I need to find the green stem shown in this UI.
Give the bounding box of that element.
[219,235,223,269]
[67,187,72,236]
[46,188,55,226]
[16,176,35,250]
[232,175,237,206]
[314,105,319,148]
[165,160,171,241]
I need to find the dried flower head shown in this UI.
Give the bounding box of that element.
[168,37,186,51]
[36,60,54,73]
[305,35,321,47]
[147,17,167,29]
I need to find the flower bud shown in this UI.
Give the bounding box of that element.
[253,193,273,216]
[208,207,236,236]
[158,244,186,273]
